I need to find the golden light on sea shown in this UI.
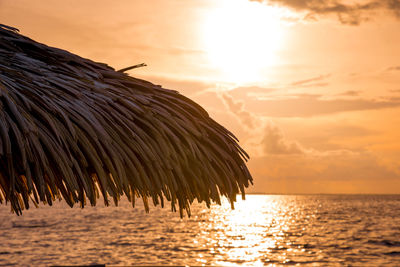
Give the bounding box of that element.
[193,195,306,266]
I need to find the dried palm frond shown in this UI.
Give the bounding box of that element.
[0,24,252,217]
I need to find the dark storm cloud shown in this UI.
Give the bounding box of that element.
[251,0,400,25]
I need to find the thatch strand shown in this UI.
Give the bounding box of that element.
[0,24,253,216]
[117,63,147,73]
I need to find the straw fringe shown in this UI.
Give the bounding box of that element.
[0,25,253,216]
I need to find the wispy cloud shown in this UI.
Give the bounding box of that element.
[227,86,276,99]
[252,0,400,25]
[249,149,400,193]
[337,90,361,96]
[389,0,400,18]
[137,75,212,96]
[290,74,331,87]
[387,65,400,71]
[226,87,400,117]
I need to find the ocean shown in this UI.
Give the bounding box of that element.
[0,194,399,266]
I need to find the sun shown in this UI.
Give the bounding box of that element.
[202,0,285,84]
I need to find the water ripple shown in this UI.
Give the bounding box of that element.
[0,195,400,266]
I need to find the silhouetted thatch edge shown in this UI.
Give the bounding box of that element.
[0,24,253,217]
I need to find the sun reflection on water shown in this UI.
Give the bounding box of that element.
[1,195,400,265]
[194,195,307,265]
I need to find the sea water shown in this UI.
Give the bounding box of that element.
[0,194,399,266]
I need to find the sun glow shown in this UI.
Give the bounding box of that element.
[202,0,286,84]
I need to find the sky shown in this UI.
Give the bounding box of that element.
[1,0,400,194]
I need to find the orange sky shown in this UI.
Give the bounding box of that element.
[1,0,400,193]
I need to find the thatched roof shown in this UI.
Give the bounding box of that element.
[0,24,252,216]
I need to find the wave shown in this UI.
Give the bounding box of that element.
[367,239,400,247]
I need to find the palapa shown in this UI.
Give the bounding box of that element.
[0,24,252,217]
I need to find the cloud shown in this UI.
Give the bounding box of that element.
[246,121,400,193]
[259,121,372,156]
[262,122,306,154]
[290,74,331,87]
[137,75,212,96]
[248,150,400,193]
[228,86,276,99]
[387,65,400,71]
[221,93,259,129]
[321,124,376,138]
[337,90,361,96]
[226,88,400,117]
[191,84,400,194]
[388,0,400,18]
[252,0,400,25]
